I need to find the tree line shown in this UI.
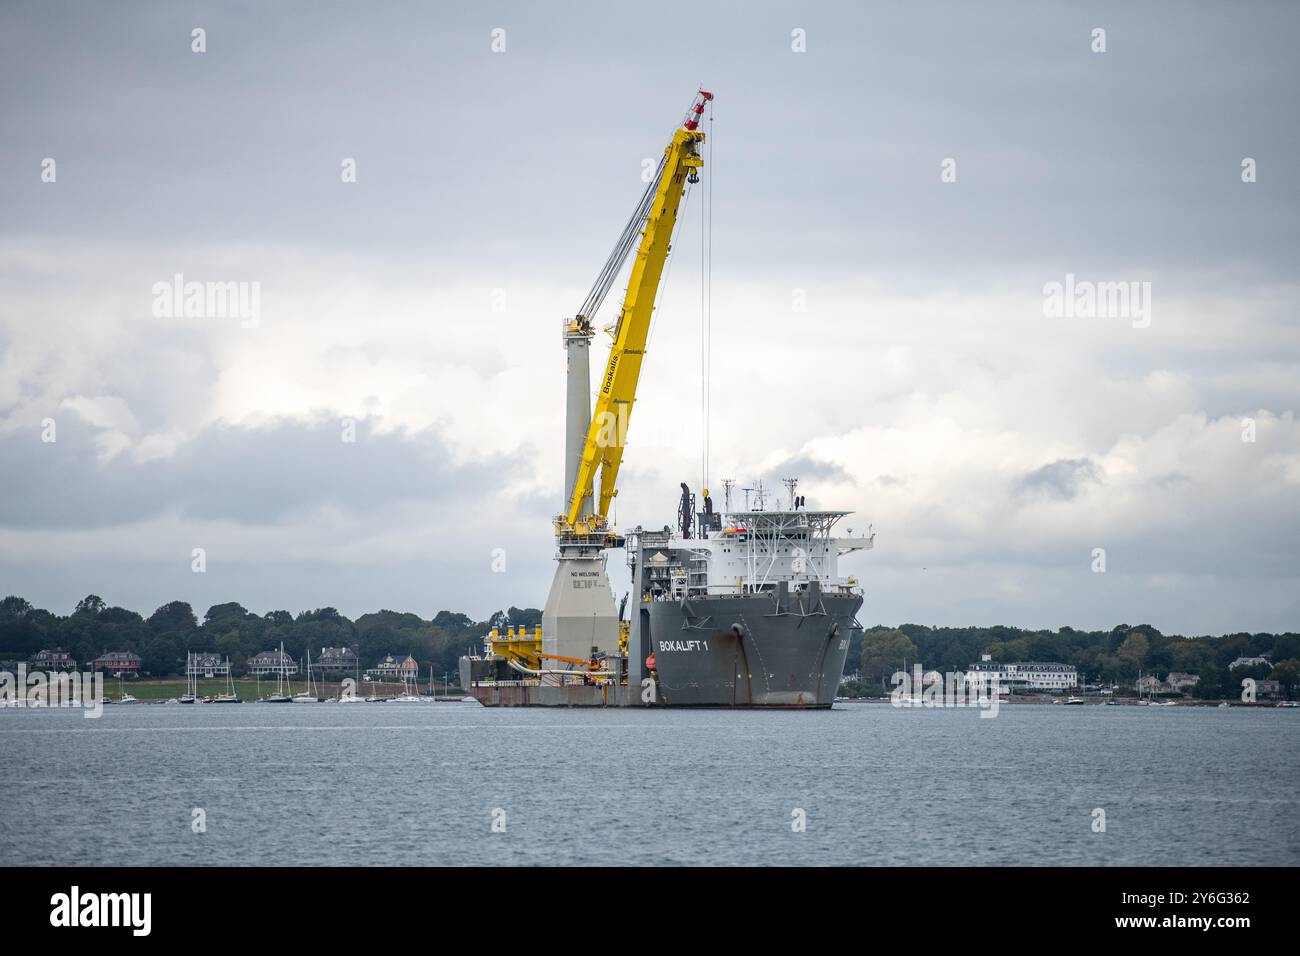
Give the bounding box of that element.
[0,594,541,682]
[847,623,1300,698]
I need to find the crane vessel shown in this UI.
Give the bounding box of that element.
[459,91,873,707]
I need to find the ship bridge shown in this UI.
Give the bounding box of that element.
[627,508,873,601]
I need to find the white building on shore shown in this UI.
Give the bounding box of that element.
[966,655,1078,694]
[246,648,298,676]
[186,651,230,678]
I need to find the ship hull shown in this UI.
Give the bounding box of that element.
[461,590,861,708]
[645,592,861,708]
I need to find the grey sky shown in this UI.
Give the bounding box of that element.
[1,1,1297,634]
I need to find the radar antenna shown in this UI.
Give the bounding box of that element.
[782,477,799,511]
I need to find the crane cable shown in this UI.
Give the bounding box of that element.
[701,104,713,498]
[577,155,667,325]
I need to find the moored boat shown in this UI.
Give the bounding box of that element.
[263,642,295,702]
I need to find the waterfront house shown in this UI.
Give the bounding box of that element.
[367,653,419,680]
[1228,655,1272,671]
[316,646,359,672]
[1165,671,1200,693]
[186,652,229,677]
[28,648,76,671]
[246,648,298,676]
[1136,674,1171,695]
[90,651,142,677]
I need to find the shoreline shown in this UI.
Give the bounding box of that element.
[86,677,462,702]
[835,694,1287,707]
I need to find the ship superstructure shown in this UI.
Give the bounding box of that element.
[620,481,873,707]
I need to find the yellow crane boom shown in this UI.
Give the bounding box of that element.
[561,90,711,536]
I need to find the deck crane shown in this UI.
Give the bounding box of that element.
[556,90,711,543]
[534,90,711,668]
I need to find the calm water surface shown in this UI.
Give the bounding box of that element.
[2,702,1296,865]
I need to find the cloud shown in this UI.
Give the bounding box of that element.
[1016,458,1102,501]
[0,2,1297,632]
[1,413,510,529]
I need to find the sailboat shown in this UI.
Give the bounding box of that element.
[292,648,319,703]
[428,664,449,702]
[180,653,199,703]
[390,665,423,702]
[212,658,241,703]
[264,642,294,702]
[892,656,924,706]
[337,671,363,703]
[433,666,455,702]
